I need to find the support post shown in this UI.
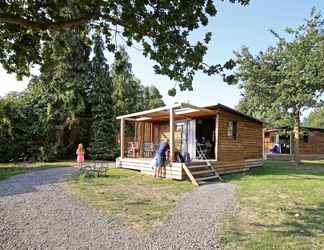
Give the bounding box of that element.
[215,114,219,161]
[262,128,266,160]
[290,131,293,159]
[169,107,175,162]
[120,118,125,159]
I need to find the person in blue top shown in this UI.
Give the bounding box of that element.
[154,138,170,178]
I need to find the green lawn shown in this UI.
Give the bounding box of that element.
[62,168,193,235]
[0,162,75,181]
[220,160,324,250]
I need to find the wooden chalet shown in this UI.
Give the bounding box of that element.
[264,126,324,160]
[116,103,264,185]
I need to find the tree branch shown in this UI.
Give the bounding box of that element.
[0,14,94,31]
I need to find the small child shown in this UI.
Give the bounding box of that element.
[76,143,85,167]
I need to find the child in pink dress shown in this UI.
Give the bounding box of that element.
[76,143,85,167]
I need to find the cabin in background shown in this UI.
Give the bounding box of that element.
[116,103,264,185]
[264,126,324,160]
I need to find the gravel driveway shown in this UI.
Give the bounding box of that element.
[0,168,236,250]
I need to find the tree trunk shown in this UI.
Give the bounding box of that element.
[292,112,300,166]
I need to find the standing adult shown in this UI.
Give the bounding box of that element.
[154,138,170,178]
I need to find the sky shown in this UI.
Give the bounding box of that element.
[1,0,324,111]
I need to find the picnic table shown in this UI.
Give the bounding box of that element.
[80,162,109,177]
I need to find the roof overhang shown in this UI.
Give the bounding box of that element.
[116,103,217,122]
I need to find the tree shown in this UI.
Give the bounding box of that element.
[89,34,116,160]
[0,1,250,92]
[142,85,165,109]
[28,29,92,160]
[0,92,27,161]
[233,10,324,164]
[236,96,292,127]
[303,107,324,128]
[112,47,139,117]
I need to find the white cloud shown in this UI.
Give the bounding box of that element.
[0,67,29,97]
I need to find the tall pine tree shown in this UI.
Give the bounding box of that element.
[31,29,92,160]
[89,34,116,160]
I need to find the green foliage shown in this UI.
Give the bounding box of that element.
[0,32,165,162]
[31,29,92,161]
[112,47,165,117]
[303,107,324,128]
[236,97,292,127]
[233,10,324,162]
[0,1,250,93]
[112,47,140,117]
[89,34,116,160]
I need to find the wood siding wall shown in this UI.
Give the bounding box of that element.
[299,131,324,155]
[131,110,264,162]
[263,130,324,156]
[217,110,263,161]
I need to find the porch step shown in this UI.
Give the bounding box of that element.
[182,161,222,186]
[191,169,215,175]
[187,164,210,169]
[196,175,219,182]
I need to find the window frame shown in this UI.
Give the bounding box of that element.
[227,120,237,140]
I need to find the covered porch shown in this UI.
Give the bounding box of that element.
[117,104,217,163]
[116,103,221,184]
[116,103,263,184]
[117,103,218,161]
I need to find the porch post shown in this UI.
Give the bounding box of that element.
[215,114,219,161]
[169,107,175,162]
[262,128,266,160]
[289,131,293,159]
[120,118,125,159]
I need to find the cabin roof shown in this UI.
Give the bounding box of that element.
[204,103,263,124]
[266,126,324,132]
[116,102,263,123]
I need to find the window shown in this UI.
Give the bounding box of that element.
[270,135,276,143]
[228,121,237,140]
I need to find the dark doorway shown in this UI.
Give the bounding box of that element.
[196,117,216,159]
[279,134,290,154]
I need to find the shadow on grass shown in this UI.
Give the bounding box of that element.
[223,160,324,183]
[276,202,324,237]
[247,203,324,239]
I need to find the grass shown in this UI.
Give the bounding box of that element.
[62,168,194,235]
[220,160,324,250]
[0,161,75,181]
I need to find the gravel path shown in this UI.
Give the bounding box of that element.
[138,182,236,250]
[0,168,236,250]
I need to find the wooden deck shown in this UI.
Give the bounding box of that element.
[266,153,324,161]
[116,158,264,185]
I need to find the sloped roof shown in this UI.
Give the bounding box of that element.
[116,102,263,124]
[204,103,263,124]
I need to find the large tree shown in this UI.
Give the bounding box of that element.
[89,34,116,160]
[236,96,292,127]
[28,29,92,160]
[112,47,141,117]
[0,1,249,93]
[233,10,324,164]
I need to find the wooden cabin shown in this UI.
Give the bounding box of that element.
[264,127,324,160]
[116,103,264,185]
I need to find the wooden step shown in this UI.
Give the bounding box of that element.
[188,161,214,166]
[191,169,215,175]
[183,162,222,186]
[187,164,210,170]
[196,175,219,182]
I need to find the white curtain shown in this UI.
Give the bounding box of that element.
[187,120,196,159]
